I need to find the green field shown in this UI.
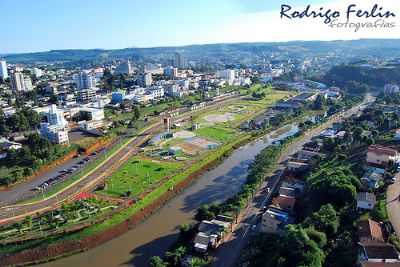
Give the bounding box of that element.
[195,127,235,143]
[98,157,183,198]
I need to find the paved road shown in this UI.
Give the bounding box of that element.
[0,96,241,225]
[387,174,400,237]
[0,155,83,206]
[211,97,373,267]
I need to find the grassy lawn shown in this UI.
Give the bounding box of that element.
[98,157,183,198]
[195,127,236,143]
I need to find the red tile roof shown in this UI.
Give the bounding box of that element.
[368,145,398,157]
[272,195,296,212]
[358,219,385,243]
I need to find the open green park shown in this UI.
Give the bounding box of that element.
[98,157,183,198]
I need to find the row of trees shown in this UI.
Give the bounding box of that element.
[0,133,72,186]
[0,108,41,135]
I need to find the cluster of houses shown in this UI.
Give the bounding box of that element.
[255,115,400,266]
[356,144,400,266]
[356,145,400,211]
[358,218,400,266]
[260,144,326,234]
[260,178,304,233]
[192,215,233,254]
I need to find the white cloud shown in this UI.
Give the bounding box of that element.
[209,0,400,43]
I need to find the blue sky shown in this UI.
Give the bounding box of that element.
[2,0,398,53]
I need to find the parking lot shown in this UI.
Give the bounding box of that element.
[0,148,107,206]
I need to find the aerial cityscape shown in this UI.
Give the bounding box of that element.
[1,1,400,267]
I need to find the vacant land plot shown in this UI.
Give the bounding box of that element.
[173,130,196,139]
[195,127,235,143]
[98,157,183,198]
[203,113,235,123]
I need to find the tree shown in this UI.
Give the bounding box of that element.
[248,226,325,267]
[133,105,141,120]
[282,225,325,267]
[303,204,339,237]
[179,224,196,243]
[165,246,186,266]
[149,256,168,267]
[305,227,327,248]
[306,166,358,210]
[195,205,216,221]
[325,231,357,267]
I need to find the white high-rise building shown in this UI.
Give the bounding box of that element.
[217,69,235,86]
[39,105,69,145]
[10,72,34,92]
[164,66,178,78]
[115,60,133,75]
[141,72,152,87]
[47,105,68,128]
[33,68,43,78]
[173,52,186,68]
[0,60,8,80]
[23,76,33,91]
[10,72,25,92]
[73,71,96,90]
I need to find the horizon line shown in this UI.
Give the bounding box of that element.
[2,37,400,56]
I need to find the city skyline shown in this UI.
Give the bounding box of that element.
[2,0,400,54]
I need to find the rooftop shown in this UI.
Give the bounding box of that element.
[361,242,399,260]
[368,145,398,157]
[357,192,377,203]
[358,219,385,243]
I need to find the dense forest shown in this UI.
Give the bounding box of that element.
[323,64,400,94]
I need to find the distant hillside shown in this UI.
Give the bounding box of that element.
[4,39,400,64]
[323,64,400,94]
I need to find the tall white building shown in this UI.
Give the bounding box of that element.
[23,76,33,91]
[10,72,33,92]
[141,72,152,87]
[217,69,235,86]
[10,72,25,92]
[47,105,68,128]
[33,68,43,78]
[0,60,8,80]
[73,71,96,90]
[40,105,69,145]
[164,66,178,78]
[173,52,186,68]
[115,60,134,75]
